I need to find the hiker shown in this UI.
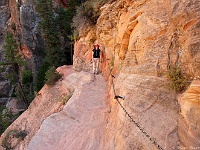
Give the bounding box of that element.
[92,43,102,74]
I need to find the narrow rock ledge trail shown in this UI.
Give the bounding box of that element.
[25,71,109,150]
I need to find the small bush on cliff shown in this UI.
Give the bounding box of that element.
[166,65,188,93]
[72,0,108,33]
[45,66,62,86]
[1,130,27,149]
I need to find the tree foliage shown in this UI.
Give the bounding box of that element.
[22,69,33,84]
[2,33,25,83]
[36,0,66,67]
[35,0,81,91]
[3,33,23,65]
[1,32,29,108]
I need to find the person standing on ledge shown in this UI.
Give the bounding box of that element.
[92,43,102,74]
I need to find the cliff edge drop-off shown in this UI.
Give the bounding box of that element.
[0,0,200,150]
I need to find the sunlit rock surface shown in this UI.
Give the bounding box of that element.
[1,0,200,149]
[178,80,200,147]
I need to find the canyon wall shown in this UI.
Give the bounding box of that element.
[0,0,43,105]
[0,0,200,150]
[8,0,44,83]
[73,0,200,149]
[178,80,200,148]
[0,0,9,60]
[0,0,11,104]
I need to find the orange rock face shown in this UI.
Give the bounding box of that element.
[73,0,200,149]
[178,80,200,147]
[1,0,200,149]
[21,44,32,59]
[74,0,200,78]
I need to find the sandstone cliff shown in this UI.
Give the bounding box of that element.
[8,0,43,81]
[0,0,200,150]
[178,80,200,148]
[1,66,109,150]
[73,0,200,149]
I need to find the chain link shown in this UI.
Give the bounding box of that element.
[115,98,163,150]
[108,65,164,150]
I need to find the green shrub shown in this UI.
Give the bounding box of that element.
[45,66,62,86]
[166,65,188,93]
[22,70,33,84]
[34,45,45,56]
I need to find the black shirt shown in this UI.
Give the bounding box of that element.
[93,49,101,58]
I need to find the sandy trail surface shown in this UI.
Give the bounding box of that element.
[25,71,109,150]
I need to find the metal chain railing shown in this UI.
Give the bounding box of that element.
[108,65,164,150]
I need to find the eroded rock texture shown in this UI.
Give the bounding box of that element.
[12,0,43,82]
[25,71,108,150]
[73,0,200,149]
[178,80,200,148]
[0,0,200,150]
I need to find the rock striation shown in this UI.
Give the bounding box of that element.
[0,66,109,150]
[25,70,108,150]
[0,0,200,149]
[73,0,200,149]
[103,73,180,150]
[178,80,200,148]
